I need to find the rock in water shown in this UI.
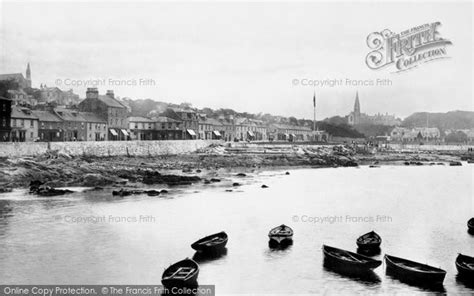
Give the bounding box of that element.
[142,171,201,186]
[81,173,117,187]
[261,184,269,188]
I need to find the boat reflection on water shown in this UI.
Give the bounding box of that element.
[268,239,293,250]
[456,274,474,290]
[192,248,228,264]
[385,269,446,293]
[356,247,381,257]
[323,260,381,286]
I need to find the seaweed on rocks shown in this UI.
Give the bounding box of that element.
[142,171,201,186]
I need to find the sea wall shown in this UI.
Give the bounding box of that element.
[0,140,220,158]
[388,143,473,151]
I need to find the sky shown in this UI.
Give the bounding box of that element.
[0,1,472,120]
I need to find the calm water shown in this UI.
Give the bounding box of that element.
[0,164,473,295]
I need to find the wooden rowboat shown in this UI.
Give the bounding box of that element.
[191,231,228,253]
[323,245,381,274]
[468,218,474,233]
[385,254,446,286]
[456,253,474,277]
[161,258,199,288]
[356,231,381,250]
[268,224,293,245]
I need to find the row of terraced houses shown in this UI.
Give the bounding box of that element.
[1,88,325,142]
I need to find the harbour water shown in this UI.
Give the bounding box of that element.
[0,164,473,294]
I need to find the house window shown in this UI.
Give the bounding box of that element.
[30,120,34,127]
[30,132,33,138]
[1,118,5,127]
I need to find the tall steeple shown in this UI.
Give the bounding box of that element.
[26,63,31,88]
[353,91,361,124]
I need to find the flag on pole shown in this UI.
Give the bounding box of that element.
[313,91,316,107]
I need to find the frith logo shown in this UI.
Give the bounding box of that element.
[365,22,452,73]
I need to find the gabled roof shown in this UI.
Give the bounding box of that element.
[80,112,106,123]
[128,116,154,123]
[97,95,126,108]
[271,123,312,131]
[31,110,63,122]
[154,116,180,123]
[54,108,84,122]
[11,106,38,120]
[0,73,25,81]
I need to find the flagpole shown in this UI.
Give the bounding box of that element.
[313,90,316,141]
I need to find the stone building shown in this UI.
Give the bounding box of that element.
[153,116,183,140]
[128,116,154,140]
[162,108,198,139]
[390,127,441,142]
[78,88,129,140]
[0,63,32,89]
[10,106,39,142]
[0,96,12,141]
[234,118,267,141]
[198,116,223,140]
[81,112,107,141]
[268,123,313,141]
[32,110,63,142]
[347,92,400,126]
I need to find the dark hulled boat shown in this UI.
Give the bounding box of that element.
[456,254,474,277]
[268,224,293,245]
[468,218,474,233]
[385,254,446,286]
[191,231,228,253]
[322,245,381,274]
[356,231,381,250]
[161,258,199,288]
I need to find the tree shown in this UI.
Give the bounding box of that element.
[0,79,19,97]
[445,131,468,143]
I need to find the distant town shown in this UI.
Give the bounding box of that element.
[0,63,473,144]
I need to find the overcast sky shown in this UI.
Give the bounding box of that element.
[0,1,472,119]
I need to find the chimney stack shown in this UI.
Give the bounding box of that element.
[106,90,115,99]
[86,87,99,99]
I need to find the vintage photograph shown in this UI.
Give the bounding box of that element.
[0,1,473,295]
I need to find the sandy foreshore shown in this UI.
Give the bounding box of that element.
[0,143,469,190]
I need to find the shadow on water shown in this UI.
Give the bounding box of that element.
[322,262,381,286]
[456,274,474,290]
[268,239,293,250]
[385,270,446,293]
[192,248,227,264]
[356,247,381,257]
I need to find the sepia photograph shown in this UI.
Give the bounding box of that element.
[0,0,473,295]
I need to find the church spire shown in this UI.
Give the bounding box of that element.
[26,62,31,87]
[353,91,361,125]
[354,91,360,114]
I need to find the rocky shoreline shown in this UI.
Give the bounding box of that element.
[0,143,469,192]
